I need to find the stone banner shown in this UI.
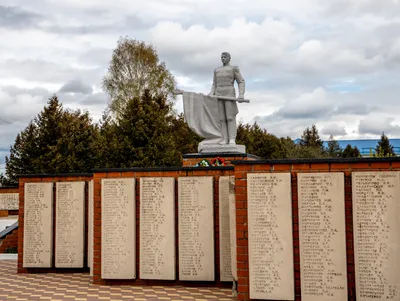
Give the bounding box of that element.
[55,182,85,268]
[0,193,19,210]
[248,173,294,300]
[140,177,175,280]
[219,176,234,282]
[178,177,214,281]
[101,178,136,279]
[353,172,400,301]
[298,173,348,301]
[23,183,54,268]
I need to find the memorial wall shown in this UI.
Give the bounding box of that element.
[55,182,85,268]
[298,173,348,301]
[178,176,215,281]
[140,177,175,280]
[101,178,136,279]
[23,182,53,268]
[18,160,400,301]
[0,193,19,210]
[219,176,234,282]
[88,180,94,275]
[352,172,400,301]
[247,173,295,300]
[228,176,238,282]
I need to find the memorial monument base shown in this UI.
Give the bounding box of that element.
[198,143,246,154]
[182,152,259,167]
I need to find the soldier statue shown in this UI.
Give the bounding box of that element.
[208,52,245,145]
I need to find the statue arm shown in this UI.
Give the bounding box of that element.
[233,66,245,98]
[209,69,217,96]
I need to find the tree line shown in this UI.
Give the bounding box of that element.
[0,37,396,186]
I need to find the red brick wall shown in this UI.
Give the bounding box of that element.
[0,228,18,253]
[182,154,258,167]
[234,159,399,301]
[92,168,233,287]
[17,174,93,273]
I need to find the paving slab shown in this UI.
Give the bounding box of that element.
[0,260,236,301]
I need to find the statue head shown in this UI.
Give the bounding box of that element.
[221,52,231,65]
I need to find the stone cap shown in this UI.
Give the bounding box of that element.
[93,166,234,172]
[18,173,93,178]
[232,156,400,165]
[183,153,260,159]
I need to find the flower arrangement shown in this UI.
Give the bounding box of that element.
[210,156,226,166]
[195,157,226,167]
[195,159,210,167]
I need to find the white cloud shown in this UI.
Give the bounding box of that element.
[0,0,400,158]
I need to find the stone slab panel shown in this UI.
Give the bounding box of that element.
[178,177,214,281]
[0,193,19,210]
[88,180,93,276]
[248,173,294,300]
[298,173,348,301]
[140,177,175,280]
[101,178,136,279]
[353,172,400,301]
[229,176,238,281]
[55,182,85,268]
[219,176,234,282]
[23,183,53,268]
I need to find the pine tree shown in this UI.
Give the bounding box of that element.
[236,122,286,159]
[300,125,324,149]
[326,135,342,157]
[2,95,97,185]
[95,90,181,168]
[342,144,361,158]
[296,124,326,158]
[171,113,202,155]
[375,132,396,157]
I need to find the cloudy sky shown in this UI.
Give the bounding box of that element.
[1,0,400,168]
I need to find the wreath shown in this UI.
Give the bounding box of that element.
[210,157,226,166]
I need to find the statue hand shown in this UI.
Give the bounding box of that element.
[238,95,245,103]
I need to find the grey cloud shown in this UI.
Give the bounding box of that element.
[59,80,93,95]
[321,124,347,136]
[58,91,107,106]
[80,93,108,105]
[0,59,104,85]
[0,5,42,29]
[358,117,400,136]
[2,86,50,98]
[335,102,372,115]
[78,48,113,67]
[45,15,148,35]
[253,114,315,138]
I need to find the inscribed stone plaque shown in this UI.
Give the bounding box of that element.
[88,180,93,275]
[229,177,238,281]
[178,177,214,281]
[219,176,234,281]
[298,173,348,301]
[352,172,400,301]
[248,173,294,300]
[140,177,175,280]
[0,193,19,210]
[55,182,85,268]
[23,183,53,268]
[101,178,136,279]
